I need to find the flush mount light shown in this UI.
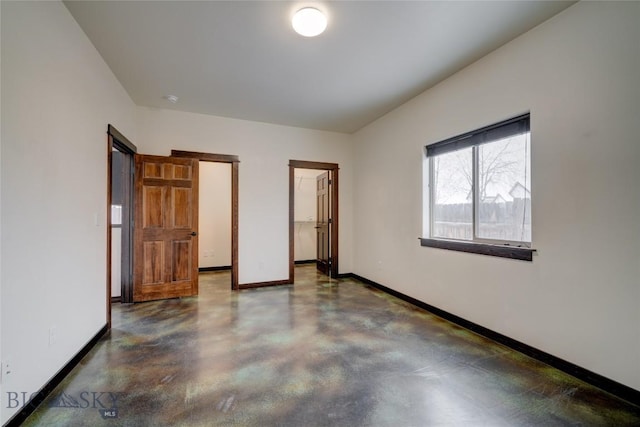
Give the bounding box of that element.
[292,7,327,37]
[163,95,179,103]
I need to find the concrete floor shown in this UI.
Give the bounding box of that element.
[23,265,640,426]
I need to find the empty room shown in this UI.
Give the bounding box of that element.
[1,1,639,426]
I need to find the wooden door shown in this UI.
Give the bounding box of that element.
[316,171,331,275]
[133,155,199,302]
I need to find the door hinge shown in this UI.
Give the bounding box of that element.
[328,179,332,185]
[328,218,332,224]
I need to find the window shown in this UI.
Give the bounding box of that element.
[422,114,534,261]
[111,204,123,226]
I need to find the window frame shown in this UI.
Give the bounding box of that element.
[422,113,535,261]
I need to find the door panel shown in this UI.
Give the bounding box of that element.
[172,240,192,281]
[143,241,164,283]
[316,171,330,275]
[143,187,164,228]
[173,188,192,228]
[134,154,199,302]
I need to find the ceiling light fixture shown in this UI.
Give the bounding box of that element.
[292,7,327,37]
[163,95,179,103]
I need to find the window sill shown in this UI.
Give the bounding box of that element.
[420,238,535,261]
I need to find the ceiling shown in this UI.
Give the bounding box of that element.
[64,1,575,133]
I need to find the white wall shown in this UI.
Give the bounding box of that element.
[352,2,640,391]
[199,162,232,268]
[294,169,320,261]
[0,2,136,423]
[135,108,353,284]
[0,0,3,412]
[111,228,121,297]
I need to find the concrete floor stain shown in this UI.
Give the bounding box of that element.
[22,265,640,426]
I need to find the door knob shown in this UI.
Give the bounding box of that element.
[190,232,197,236]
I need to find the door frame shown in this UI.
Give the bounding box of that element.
[106,125,137,327]
[288,160,339,281]
[172,150,240,290]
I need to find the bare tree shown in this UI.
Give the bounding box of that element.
[477,141,520,201]
[432,136,527,203]
[432,150,471,204]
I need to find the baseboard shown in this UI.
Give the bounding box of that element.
[199,265,232,272]
[238,279,291,290]
[346,273,640,407]
[111,296,121,303]
[4,324,109,427]
[294,259,316,265]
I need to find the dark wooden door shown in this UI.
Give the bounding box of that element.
[133,155,199,302]
[316,171,330,275]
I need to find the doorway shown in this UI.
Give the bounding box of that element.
[289,160,339,282]
[172,150,240,290]
[107,125,136,324]
[198,161,232,275]
[106,133,240,322]
[292,169,322,267]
